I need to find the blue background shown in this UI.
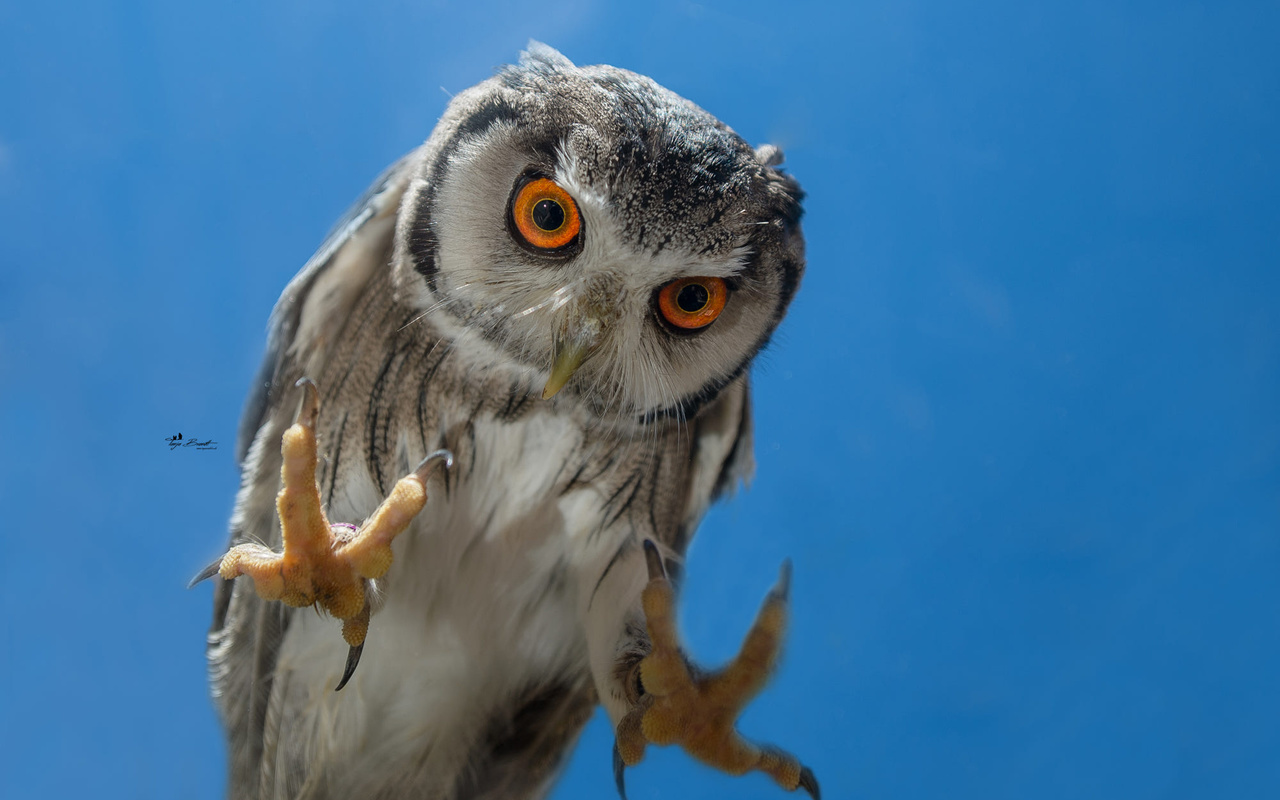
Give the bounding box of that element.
[1,2,1276,798]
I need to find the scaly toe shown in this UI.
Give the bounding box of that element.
[323,581,367,620]
[218,543,286,600]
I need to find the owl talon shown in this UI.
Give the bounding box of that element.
[293,376,320,428]
[192,378,450,685]
[414,449,454,482]
[336,643,364,692]
[188,557,223,588]
[798,765,821,800]
[612,741,628,800]
[613,540,817,797]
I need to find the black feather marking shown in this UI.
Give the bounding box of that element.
[465,420,479,480]
[364,345,402,495]
[406,206,441,296]
[711,388,752,501]
[410,98,522,291]
[455,677,596,799]
[529,556,571,612]
[325,282,394,404]
[415,345,451,449]
[776,253,802,318]
[362,305,420,492]
[546,448,578,490]
[588,537,635,612]
[642,362,745,425]
[645,452,666,545]
[499,379,533,421]
[561,450,618,495]
[559,461,590,496]
[602,469,644,531]
[671,522,691,555]
[325,412,349,512]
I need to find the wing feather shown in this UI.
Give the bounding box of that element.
[236,150,423,462]
[210,151,420,799]
[675,374,755,553]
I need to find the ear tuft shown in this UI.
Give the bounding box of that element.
[754,144,785,168]
[520,41,575,71]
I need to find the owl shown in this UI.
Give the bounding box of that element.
[197,43,815,800]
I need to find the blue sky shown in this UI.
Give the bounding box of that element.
[1,2,1277,798]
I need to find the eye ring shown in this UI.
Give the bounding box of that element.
[511,177,581,250]
[657,277,728,331]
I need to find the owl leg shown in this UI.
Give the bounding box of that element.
[190,378,451,689]
[613,541,819,799]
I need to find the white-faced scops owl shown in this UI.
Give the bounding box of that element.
[196,43,815,800]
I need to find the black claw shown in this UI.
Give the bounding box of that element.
[294,377,320,428]
[612,741,628,800]
[187,558,223,589]
[335,643,363,691]
[798,765,821,800]
[642,539,666,581]
[441,454,454,499]
[414,449,454,481]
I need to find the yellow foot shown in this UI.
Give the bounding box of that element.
[192,378,451,689]
[613,540,819,799]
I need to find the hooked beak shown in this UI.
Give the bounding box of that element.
[542,311,606,399]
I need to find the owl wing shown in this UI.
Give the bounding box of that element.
[676,375,755,552]
[235,148,424,463]
[210,151,421,799]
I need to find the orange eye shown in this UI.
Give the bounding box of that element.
[657,277,728,330]
[512,177,581,250]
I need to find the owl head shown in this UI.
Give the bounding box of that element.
[393,43,804,428]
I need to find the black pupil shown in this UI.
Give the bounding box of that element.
[676,283,709,314]
[531,199,565,232]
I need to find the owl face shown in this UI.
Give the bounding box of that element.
[394,45,804,426]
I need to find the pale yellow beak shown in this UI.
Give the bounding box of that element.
[541,313,605,399]
[542,341,590,399]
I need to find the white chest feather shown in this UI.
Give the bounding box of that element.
[270,409,621,788]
